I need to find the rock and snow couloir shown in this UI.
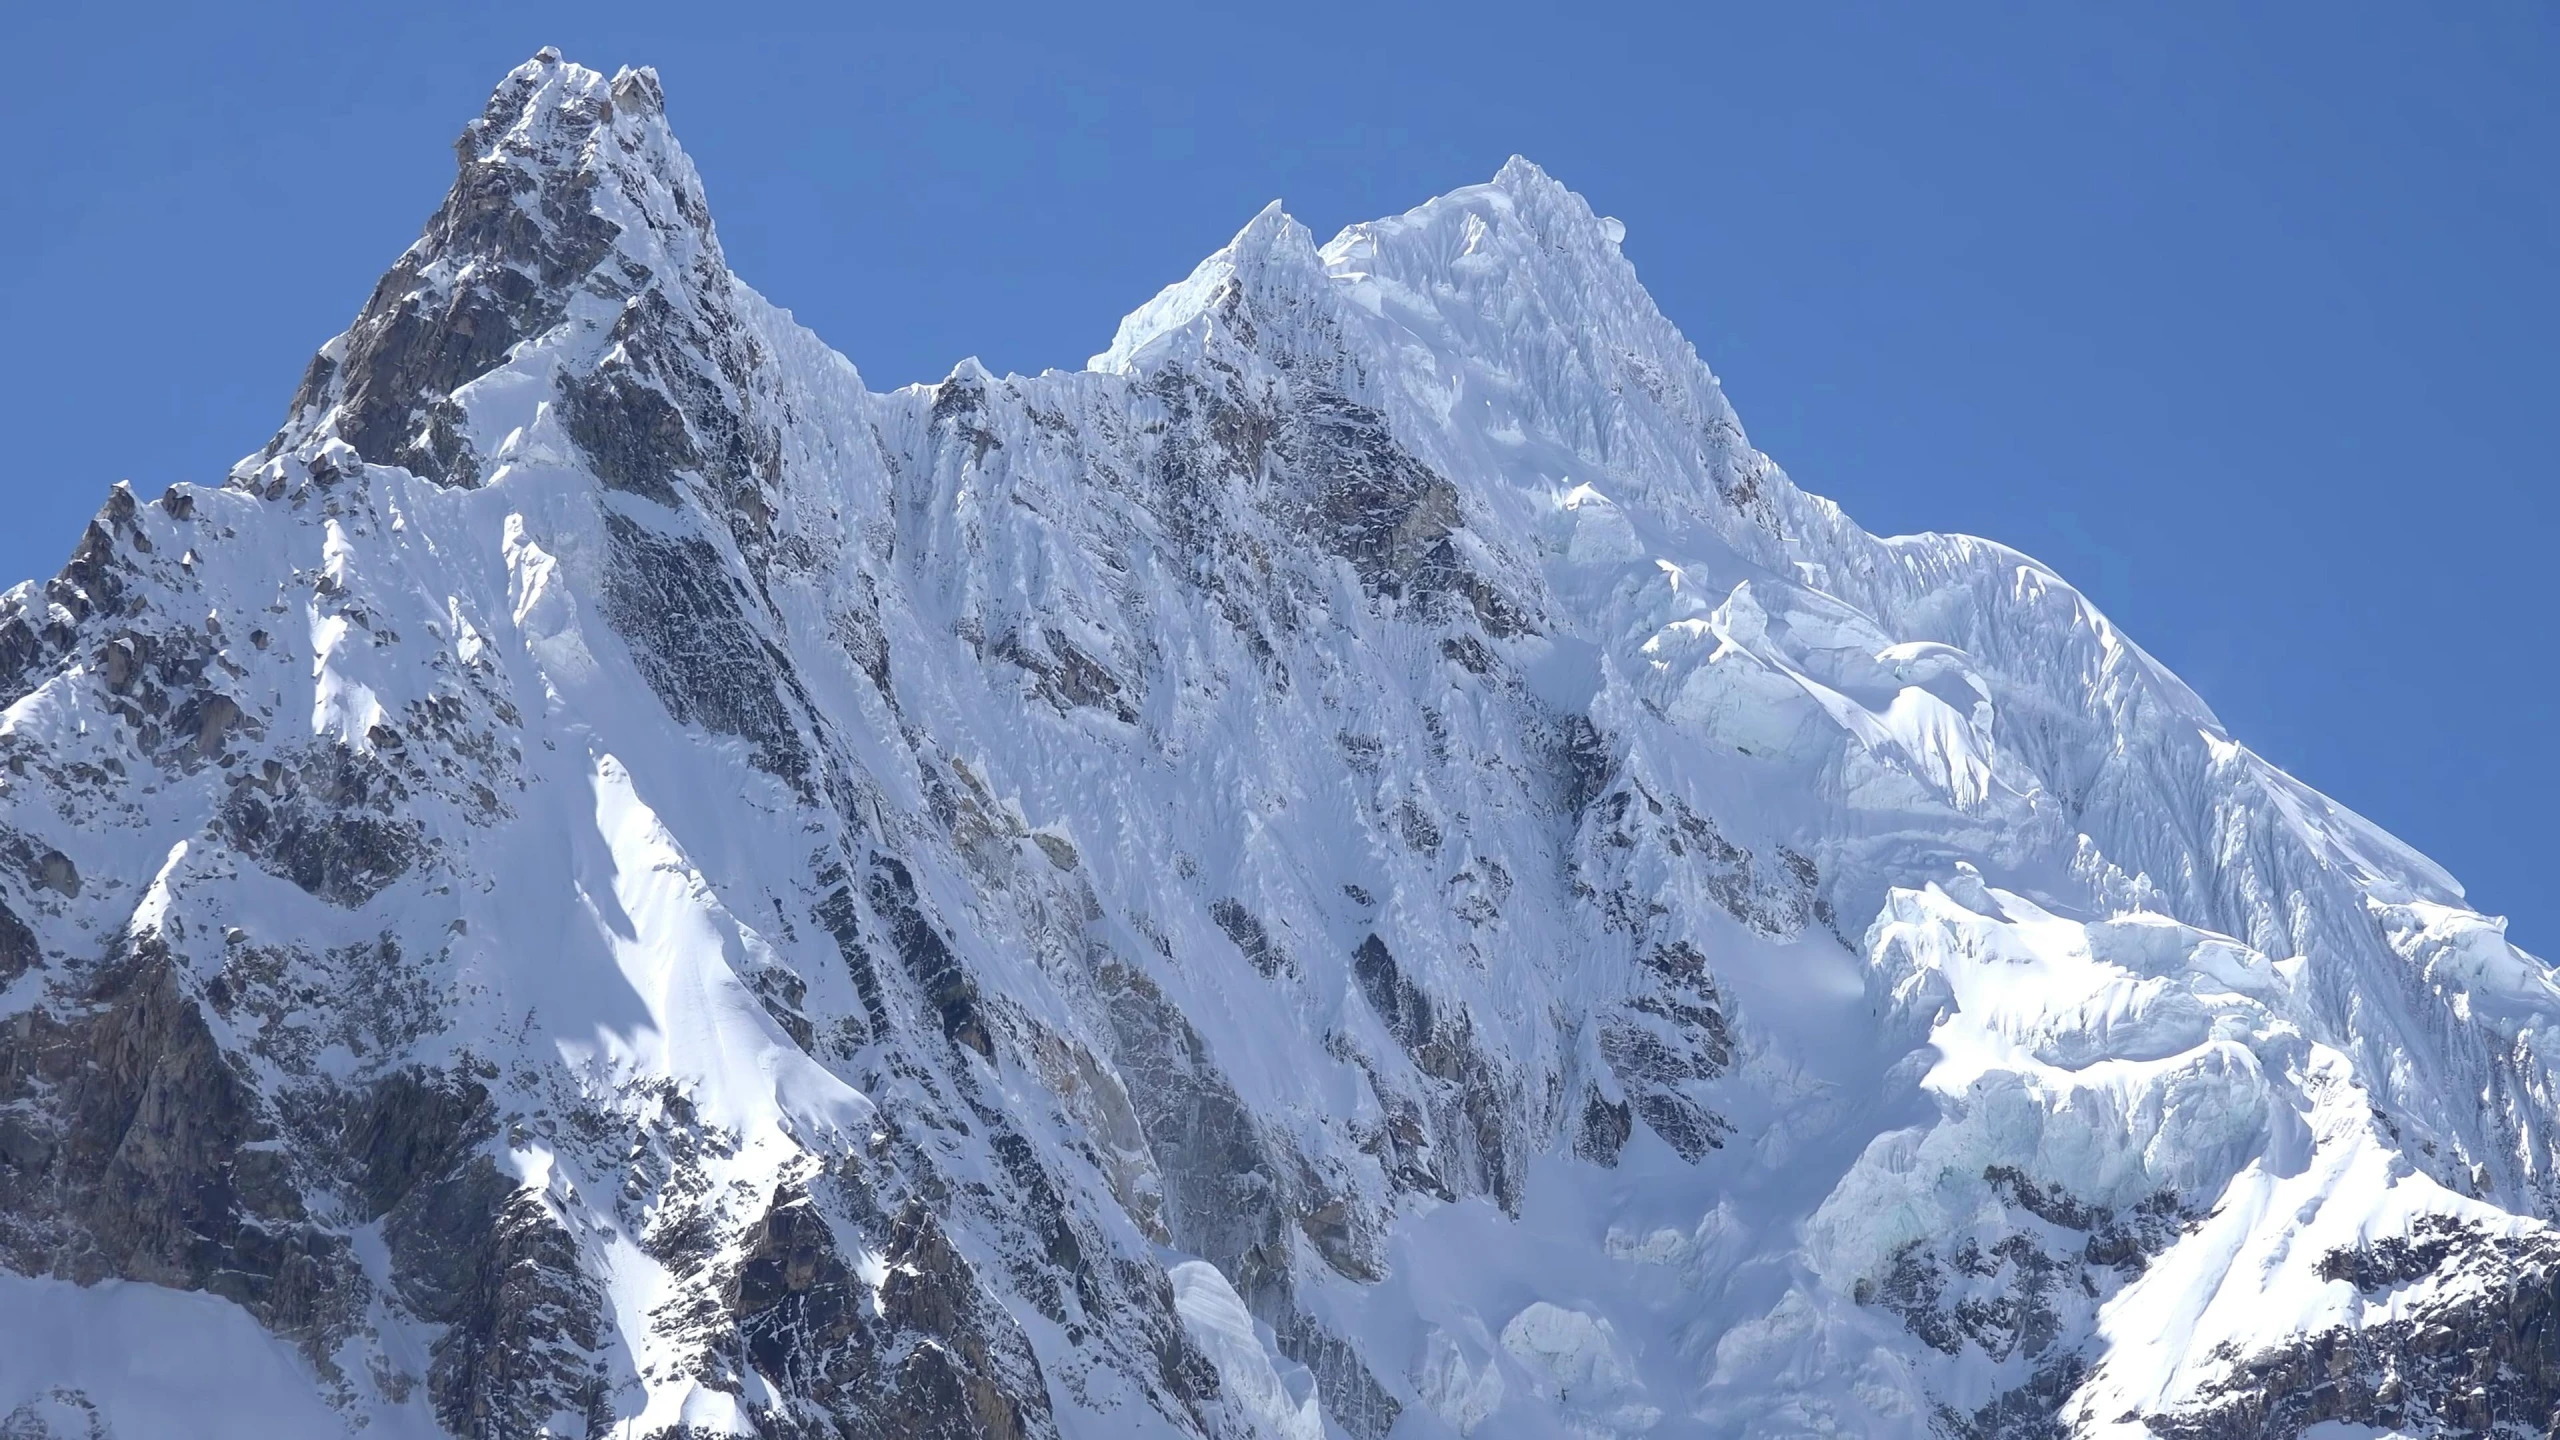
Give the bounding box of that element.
[1,51,2555,1440]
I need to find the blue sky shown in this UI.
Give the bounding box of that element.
[5,3,2552,945]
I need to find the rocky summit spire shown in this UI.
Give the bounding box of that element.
[244,51,726,490]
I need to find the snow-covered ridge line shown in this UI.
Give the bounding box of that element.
[0,48,2551,1440]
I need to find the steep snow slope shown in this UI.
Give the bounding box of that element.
[2,51,2556,1440]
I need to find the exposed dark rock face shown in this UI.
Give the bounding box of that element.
[219,746,423,908]
[715,1172,1077,1440]
[348,1069,494,1224]
[1095,960,1399,1438]
[1347,933,1524,1212]
[417,1182,612,1437]
[1098,961,1293,1302]
[32,853,77,902]
[1598,940,1735,1161]
[1941,1357,2090,1440]
[282,62,632,486]
[1564,776,1789,1165]
[1986,1165,2191,1276]
[599,511,813,785]
[563,277,784,549]
[564,361,694,508]
[866,1202,1058,1440]
[204,936,444,1073]
[1351,933,1433,1054]
[811,860,890,1043]
[52,491,136,631]
[1583,780,1818,939]
[2146,1218,2560,1439]
[726,1186,869,1409]
[1870,1232,2068,1363]
[1571,1084,1634,1166]
[1849,1166,2201,1436]
[1273,1306,1402,1440]
[1208,898,1289,979]
[0,606,44,712]
[1282,391,1531,638]
[0,487,154,712]
[0,942,358,1357]
[867,855,991,1058]
[0,899,36,989]
[993,627,1138,725]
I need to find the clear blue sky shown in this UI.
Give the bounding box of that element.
[6,4,2552,946]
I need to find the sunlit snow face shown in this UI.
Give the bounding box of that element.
[3,49,2550,1440]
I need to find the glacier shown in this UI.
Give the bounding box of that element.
[1,49,2556,1439]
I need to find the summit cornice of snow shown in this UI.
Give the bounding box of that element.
[5,50,2556,1440]
[1089,201,1325,375]
[1091,157,1646,385]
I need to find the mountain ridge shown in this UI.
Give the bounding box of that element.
[0,50,2552,1440]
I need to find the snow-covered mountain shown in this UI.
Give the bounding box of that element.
[3,51,2554,1440]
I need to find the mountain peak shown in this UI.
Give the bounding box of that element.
[457,50,673,166]
[12,58,2548,1440]
[1088,198,1325,375]
[1488,152,1561,198]
[240,52,721,491]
